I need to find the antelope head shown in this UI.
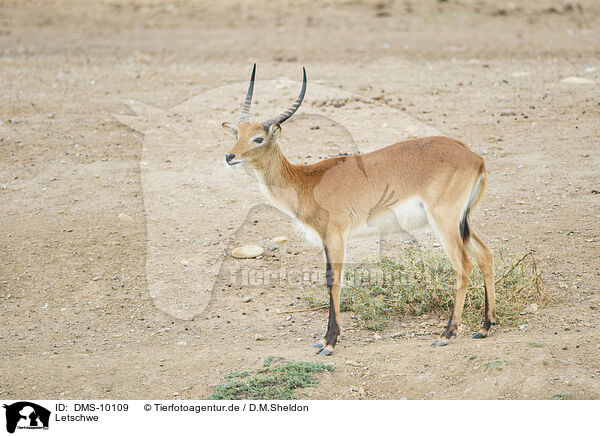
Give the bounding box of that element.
[222,64,307,168]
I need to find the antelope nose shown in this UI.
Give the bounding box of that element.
[225,153,236,163]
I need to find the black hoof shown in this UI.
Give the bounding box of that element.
[472,332,487,339]
[317,346,334,356]
[431,339,448,347]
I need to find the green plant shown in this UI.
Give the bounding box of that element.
[304,247,549,331]
[549,393,572,400]
[483,360,507,371]
[209,357,334,400]
[225,371,249,379]
[263,356,285,368]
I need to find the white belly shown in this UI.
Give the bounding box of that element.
[348,197,429,239]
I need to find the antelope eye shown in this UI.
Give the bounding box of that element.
[254,137,264,144]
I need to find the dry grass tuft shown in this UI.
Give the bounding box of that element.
[304,247,550,331]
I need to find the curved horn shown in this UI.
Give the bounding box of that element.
[262,67,307,130]
[239,64,256,123]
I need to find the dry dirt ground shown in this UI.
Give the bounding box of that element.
[1,0,599,400]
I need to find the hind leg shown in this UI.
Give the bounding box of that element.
[428,213,473,347]
[465,231,497,338]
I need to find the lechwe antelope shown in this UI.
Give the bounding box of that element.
[222,65,496,355]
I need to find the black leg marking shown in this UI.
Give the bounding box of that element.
[442,312,458,339]
[482,283,491,329]
[459,209,471,243]
[316,246,340,355]
[473,284,495,339]
[324,246,334,289]
[432,311,457,347]
[324,291,340,346]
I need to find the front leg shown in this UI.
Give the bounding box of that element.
[313,235,344,356]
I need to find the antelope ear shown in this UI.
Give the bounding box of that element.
[267,124,281,142]
[221,122,238,138]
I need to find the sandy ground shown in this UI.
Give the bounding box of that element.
[1,0,599,399]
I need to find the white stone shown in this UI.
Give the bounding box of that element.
[231,245,264,259]
[118,212,134,223]
[559,77,596,85]
[525,303,539,313]
[271,236,287,244]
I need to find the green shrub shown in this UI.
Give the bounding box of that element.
[209,358,334,400]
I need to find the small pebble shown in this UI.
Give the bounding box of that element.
[559,77,595,85]
[118,212,134,223]
[271,236,287,244]
[525,303,538,313]
[232,245,264,259]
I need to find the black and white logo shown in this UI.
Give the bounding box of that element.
[3,402,50,434]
